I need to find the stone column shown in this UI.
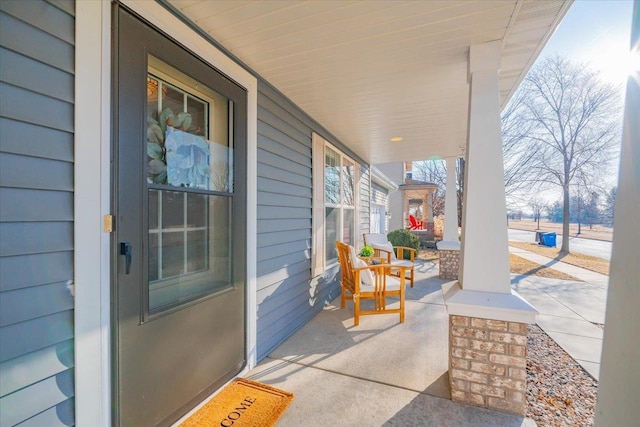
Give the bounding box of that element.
[595,6,640,424]
[437,157,461,279]
[442,41,537,416]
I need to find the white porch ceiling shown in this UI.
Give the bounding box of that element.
[167,0,571,164]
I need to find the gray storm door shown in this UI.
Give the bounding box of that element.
[114,7,247,426]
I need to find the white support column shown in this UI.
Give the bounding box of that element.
[422,195,428,224]
[402,190,408,229]
[442,41,536,323]
[438,156,460,250]
[460,41,510,293]
[595,3,639,424]
[427,192,434,223]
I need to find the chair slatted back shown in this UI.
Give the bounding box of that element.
[336,240,357,294]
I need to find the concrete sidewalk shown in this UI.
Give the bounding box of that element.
[509,246,608,380]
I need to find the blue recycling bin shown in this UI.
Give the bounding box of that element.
[539,232,556,247]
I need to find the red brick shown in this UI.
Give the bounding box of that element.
[470,383,507,398]
[470,361,506,376]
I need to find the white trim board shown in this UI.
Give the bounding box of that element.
[74,1,258,425]
[74,1,111,426]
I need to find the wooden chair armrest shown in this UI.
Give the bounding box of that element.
[393,246,416,261]
[372,248,393,263]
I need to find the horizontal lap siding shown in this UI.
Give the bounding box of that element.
[0,1,75,426]
[359,165,371,247]
[256,82,366,360]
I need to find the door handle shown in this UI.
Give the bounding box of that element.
[120,242,132,274]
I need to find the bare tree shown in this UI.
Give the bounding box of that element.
[413,159,464,221]
[505,55,621,253]
[528,197,547,230]
[412,160,446,187]
[502,88,540,202]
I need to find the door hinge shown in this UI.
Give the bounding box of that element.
[104,214,114,233]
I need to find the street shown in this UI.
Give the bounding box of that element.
[508,229,612,261]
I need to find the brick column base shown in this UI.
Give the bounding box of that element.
[439,249,459,280]
[449,315,527,415]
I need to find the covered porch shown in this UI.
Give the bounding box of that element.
[64,1,637,425]
[244,260,534,426]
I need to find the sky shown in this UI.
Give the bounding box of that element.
[539,0,635,89]
[516,0,634,208]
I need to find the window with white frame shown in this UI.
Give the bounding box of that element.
[312,133,358,275]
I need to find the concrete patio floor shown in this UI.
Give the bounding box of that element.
[247,261,535,426]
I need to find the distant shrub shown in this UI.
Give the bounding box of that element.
[387,229,420,259]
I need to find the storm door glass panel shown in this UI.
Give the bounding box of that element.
[146,56,234,314]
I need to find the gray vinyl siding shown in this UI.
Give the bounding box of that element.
[359,165,371,247]
[256,82,369,360]
[372,182,388,206]
[371,182,390,233]
[0,1,75,426]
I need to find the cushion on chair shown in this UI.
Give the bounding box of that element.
[348,245,374,286]
[365,233,388,246]
[360,275,402,292]
[372,241,397,260]
[392,259,414,268]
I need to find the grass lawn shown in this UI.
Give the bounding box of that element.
[509,253,581,281]
[419,247,582,281]
[418,249,439,262]
[508,219,612,242]
[509,241,610,276]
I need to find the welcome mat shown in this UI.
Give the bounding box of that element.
[180,378,294,427]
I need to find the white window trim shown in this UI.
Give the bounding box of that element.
[311,133,360,277]
[75,2,258,425]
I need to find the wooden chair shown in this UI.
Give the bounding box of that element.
[363,233,416,288]
[336,241,408,326]
[408,214,423,230]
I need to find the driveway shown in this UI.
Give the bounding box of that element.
[508,229,612,260]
